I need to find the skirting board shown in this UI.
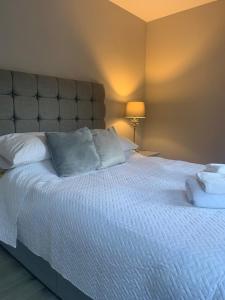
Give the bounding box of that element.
[1,241,91,300]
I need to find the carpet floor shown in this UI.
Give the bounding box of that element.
[0,246,58,300]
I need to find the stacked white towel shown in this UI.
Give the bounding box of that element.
[186,178,225,208]
[186,163,225,208]
[204,163,225,174]
[197,163,225,194]
[197,172,225,194]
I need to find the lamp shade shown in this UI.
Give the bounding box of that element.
[126,101,145,118]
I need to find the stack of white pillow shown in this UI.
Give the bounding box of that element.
[0,133,50,170]
[0,130,138,175]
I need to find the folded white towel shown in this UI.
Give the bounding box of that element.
[204,164,225,174]
[186,177,225,208]
[197,171,225,194]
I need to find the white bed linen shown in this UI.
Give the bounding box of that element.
[1,154,225,299]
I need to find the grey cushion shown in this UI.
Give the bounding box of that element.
[39,98,59,119]
[93,83,105,101]
[0,69,105,136]
[14,96,38,119]
[16,120,39,133]
[92,127,125,169]
[13,72,37,96]
[60,120,77,132]
[93,100,105,119]
[38,76,58,98]
[46,127,100,177]
[0,120,14,135]
[40,120,59,132]
[78,101,92,120]
[60,99,77,119]
[58,79,76,99]
[0,96,13,119]
[77,120,92,129]
[0,70,12,95]
[93,119,105,129]
[77,82,92,101]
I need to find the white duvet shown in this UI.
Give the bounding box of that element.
[1,153,225,300]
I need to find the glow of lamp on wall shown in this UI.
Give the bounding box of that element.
[125,101,146,143]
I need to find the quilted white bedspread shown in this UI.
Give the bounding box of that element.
[1,153,225,300]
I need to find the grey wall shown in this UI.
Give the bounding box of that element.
[1,0,224,163]
[144,1,225,163]
[0,0,146,142]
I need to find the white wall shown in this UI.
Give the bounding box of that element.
[0,0,146,142]
[144,1,225,163]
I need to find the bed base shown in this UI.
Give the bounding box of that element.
[1,241,91,300]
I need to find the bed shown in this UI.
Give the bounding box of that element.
[1,69,225,300]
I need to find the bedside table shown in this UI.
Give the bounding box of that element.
[137,150,160,157]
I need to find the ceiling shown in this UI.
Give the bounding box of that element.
[109,0,217,22]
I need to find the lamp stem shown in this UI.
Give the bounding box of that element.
[130,117,139,143]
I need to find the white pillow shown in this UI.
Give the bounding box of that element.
[0,133,50,169]
[119,136,138,152]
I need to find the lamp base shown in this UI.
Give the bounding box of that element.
[129,118,140,143]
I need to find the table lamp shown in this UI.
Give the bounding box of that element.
[125,101,145,143]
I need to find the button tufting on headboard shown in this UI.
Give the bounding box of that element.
[0,69,105,135]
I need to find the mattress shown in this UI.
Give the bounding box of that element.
[1,153,225,299]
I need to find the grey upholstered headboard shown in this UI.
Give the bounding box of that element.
[0,69,105,135]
